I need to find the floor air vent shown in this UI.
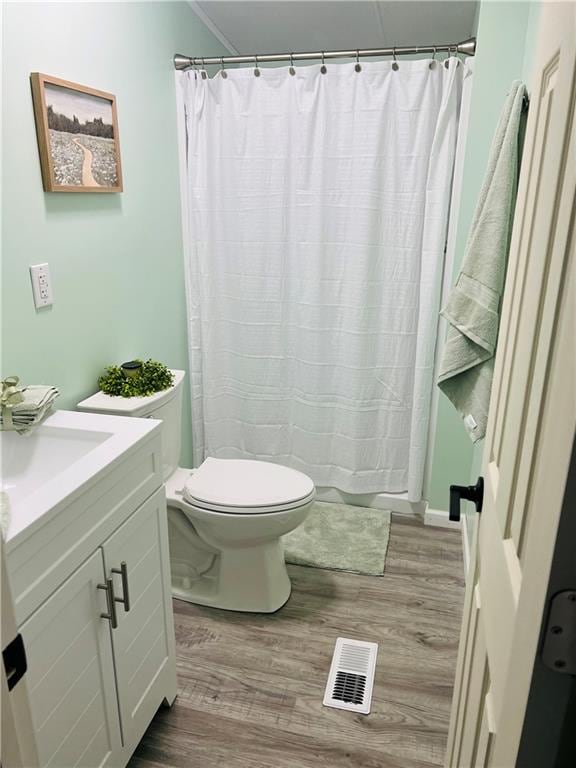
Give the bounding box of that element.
[323,637,378,714]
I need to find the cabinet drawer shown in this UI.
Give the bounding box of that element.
[8,434,162,625]
[20,549,122,768]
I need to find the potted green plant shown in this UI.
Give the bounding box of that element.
[98,359,174,398]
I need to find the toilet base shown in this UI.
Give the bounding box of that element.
[166,468,297,612]
[169,525,293,612]
[172,589,292,613]
[172,563,292,613]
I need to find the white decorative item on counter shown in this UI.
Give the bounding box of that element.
[0,376,59,434]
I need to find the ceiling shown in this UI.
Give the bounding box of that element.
[189,1,479,56]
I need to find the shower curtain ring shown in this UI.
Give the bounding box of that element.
[392,47,399,70]
[254,55,261,77]
[201,57,207,79]
[320,51,327,74]
[429,46,437,70]
[220,56,227,78]
[289,52,296,76]
[355,50,361,72]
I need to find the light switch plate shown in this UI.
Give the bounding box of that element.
[30,263,53,308]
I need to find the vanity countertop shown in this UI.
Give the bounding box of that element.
[1,409,161,548]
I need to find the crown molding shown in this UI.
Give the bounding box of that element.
[186,2,239,55]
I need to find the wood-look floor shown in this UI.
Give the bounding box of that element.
[130,515,464,768]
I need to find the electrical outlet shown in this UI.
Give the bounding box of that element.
[29,263,53,308]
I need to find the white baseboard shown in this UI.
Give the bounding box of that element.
[423,507,461,530]
[315,487,426,516]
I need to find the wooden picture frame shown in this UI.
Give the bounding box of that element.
[30,73,123,193]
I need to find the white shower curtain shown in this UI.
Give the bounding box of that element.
[180,59,462,501]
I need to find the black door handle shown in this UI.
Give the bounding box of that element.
[449,476,484,522]
[3,633,27,691]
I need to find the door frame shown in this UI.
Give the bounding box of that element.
[516,435,576,767]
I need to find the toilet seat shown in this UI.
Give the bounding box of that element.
[183,457,315,515]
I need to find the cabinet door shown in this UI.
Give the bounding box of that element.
[20,549,122,768]
[102,488,177,752]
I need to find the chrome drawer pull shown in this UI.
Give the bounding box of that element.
[112,561,131,612]
[97,578,118,628]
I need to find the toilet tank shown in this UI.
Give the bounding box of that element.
[77,370,186,481]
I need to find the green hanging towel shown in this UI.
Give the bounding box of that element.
[437,80,527,442]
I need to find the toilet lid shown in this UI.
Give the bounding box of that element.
[183,457,315,513]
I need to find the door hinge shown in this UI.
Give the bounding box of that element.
[2,633,28,691]
[541,590,576,675]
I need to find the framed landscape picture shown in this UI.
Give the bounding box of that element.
[30,73,123,192]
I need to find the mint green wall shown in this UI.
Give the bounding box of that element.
[468,1,540,497]
[1,1,226,465]
[428,1,540,511]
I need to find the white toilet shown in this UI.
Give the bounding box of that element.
[77,371,315,612]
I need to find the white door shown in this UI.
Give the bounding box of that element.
[20,549,123,768]
[446,3,576,767]
[101,488,177,753]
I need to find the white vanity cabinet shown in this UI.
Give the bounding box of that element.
[19,488,177,768]
[20,549,123,767]
[101,489,177,750]
[5,417,177,768]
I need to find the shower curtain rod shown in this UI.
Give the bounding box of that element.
[174,36,476,70]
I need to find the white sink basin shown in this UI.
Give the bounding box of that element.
[1,410,161,545]
[2,426,111,507]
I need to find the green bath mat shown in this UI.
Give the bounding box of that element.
[283,501,391,576]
